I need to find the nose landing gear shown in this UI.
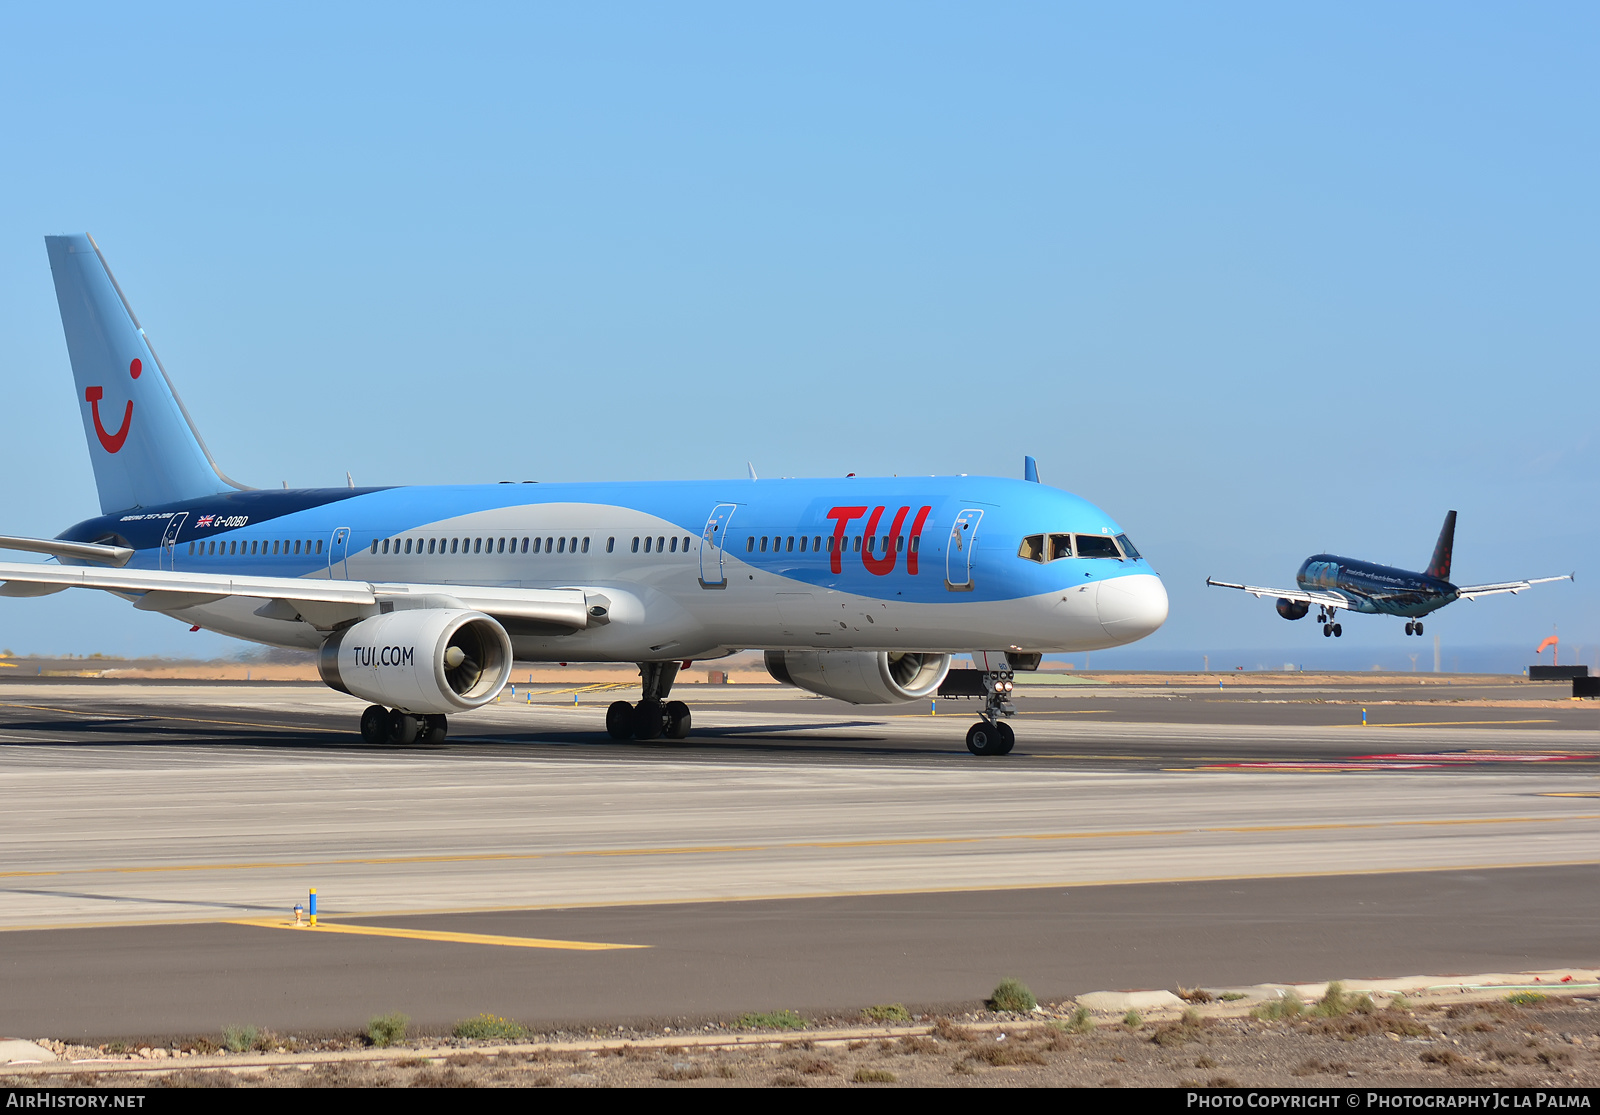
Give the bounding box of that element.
[966,670,1017,756]
[607,661,693,741]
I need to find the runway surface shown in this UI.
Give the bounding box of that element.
[0,678,1596,1038]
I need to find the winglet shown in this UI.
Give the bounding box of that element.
[1426,510,1456,581]
[747,462,758,481]
[1024,456,1039,483]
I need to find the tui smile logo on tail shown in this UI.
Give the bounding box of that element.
[85,358,140,453]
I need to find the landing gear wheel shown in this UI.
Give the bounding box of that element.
[1414,622,1423,636]
[1323,624,1332,638]
[388,709,420,745]
[606,700,635,740]
[1332,623,1343,637]
[664,700,691,739]
[994,721,1015,755]
[633,699,665,741]
[421,714,448,743]
[360,704,389,744]
[966,722,1002,756]
[1405,622,1415,636]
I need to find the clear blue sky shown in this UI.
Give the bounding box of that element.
[0,3,1594,667]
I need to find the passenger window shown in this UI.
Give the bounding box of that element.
[188,542,195,555]
[684,536,691,551]
[760,537,767,552]
[909,537,918,553]
[1116,533,1141,560]
[559,537,567,553]
[864,536,874,554]
[1049,534,1072,561]
[644,537,652,553]
[657,536,664,552]
[633,537,641,552]
[827,537,835,552]
[670,537,678,553]
[582,537,590,553]
[521,538,529,553]
[381,539,389,554]
[746,537,754,552]
[404,539,411,554]
[472,538,480,553]
[294,540,301,555]
[854,536,862,552]
[450,538,459,554]
[799,536,808,553]
[546,537,554,551]
[572,537,579,552]
[607,537,615,553]
[1075,534,1122,559]
[317,539,323,555]
[786,536,794,552]
[815,536,822,551]
[896,536,904,553]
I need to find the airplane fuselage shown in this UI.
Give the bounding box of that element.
[1296,554,1457,619]
[60,475,1168,662]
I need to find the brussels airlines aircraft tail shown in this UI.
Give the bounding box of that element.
[45,234,244,514]
[1,235,1169,757]
[1425,510,1455,581]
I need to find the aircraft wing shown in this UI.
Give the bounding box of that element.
[1205,578,1352,611]
[1454,573,1573,601]
[0,560,596,632]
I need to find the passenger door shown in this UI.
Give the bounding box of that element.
[158,513,188,571]
[328,527,351,579]
[945,509,982,591]
[699,503,737,588]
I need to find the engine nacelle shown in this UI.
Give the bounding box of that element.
[318,610,513,714]
[1276,598,1310,621]
[764,650,951,705]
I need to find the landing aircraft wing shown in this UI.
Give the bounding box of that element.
[1205,578,1352,611]
[1454,573,1573,601]
[0,558,597,632]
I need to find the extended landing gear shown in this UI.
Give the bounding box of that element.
[606,662,693,741]
[1405,622,1425,636]
[1321,617,1343,638]
[966,670,1017,756]
[360,704,447,745]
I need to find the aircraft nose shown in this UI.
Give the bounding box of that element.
[1097,573,1168,643]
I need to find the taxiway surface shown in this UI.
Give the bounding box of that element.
[0,678,1595,1038]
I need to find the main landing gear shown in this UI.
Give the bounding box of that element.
[966,670,1017,756]
[1317,610,1343,638]
[607,661,692,741]
[360,704,448,745]
[1404,621,1425,636]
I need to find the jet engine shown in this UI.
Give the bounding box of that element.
[1276,598,1310,621]
[318,610,513,714]
[764,650,951,705]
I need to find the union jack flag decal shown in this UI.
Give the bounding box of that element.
[196,515,215,528]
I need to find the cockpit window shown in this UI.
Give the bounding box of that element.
[1075,534,1123,559]
[1049,533,1073,561]
[1018,534,1045,563]
[1115,533,1140,560]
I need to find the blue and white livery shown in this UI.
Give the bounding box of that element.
[0,235,1167,754]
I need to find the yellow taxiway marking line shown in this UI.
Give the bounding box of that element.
[224,917,646,950]
[1344,719,1559,727]
[4,814,1595,881]
[11,858,1600,933]
[1541,792,1600,798]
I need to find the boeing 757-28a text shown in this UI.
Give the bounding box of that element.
[0,235,1167,755]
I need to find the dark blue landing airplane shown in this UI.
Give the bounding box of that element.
[1207,511,1572,638]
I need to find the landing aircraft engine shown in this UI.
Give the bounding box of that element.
[1276,598,1310,621]
[764,650,951,705]
[318,610,513,714]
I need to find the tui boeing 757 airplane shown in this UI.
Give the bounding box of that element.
[0,234,1167,755]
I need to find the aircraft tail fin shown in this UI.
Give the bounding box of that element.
[45,234,245,515]
[1426,510,1456,581]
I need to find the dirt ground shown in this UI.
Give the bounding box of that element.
[14,994,1598,1089]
